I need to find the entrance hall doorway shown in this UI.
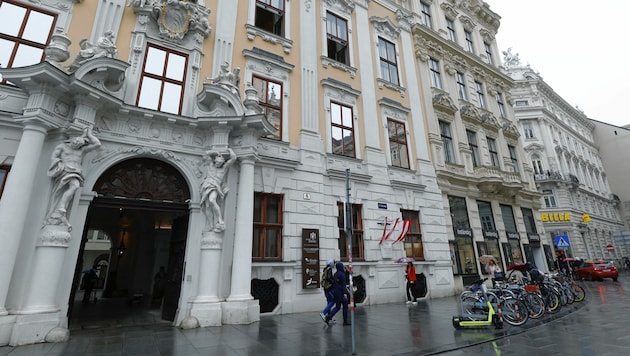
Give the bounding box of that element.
[68,158,191,331]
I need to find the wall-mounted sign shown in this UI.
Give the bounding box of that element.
[302,229,320,290]
[454,227,473,237]
[378,202,388,209]
[507,231,520,240]
[541,212,571,222]
[482,230,499,238]
[582,213,591,223]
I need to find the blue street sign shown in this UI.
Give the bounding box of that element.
[554,235,570,249]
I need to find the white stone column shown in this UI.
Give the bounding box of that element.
[227,157,255,301]
[223,156,259,324]
[189,230,224,327]
[0,124,47,315]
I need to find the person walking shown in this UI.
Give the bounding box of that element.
[405,262,417,305]
[319,260,335,323]
[326,262,350,325]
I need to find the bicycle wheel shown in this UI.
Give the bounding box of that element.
[544,291,561,314]
[461,295,485,315]
[521,292,545,319]
[501,297,528,326]
[572,283,585,302]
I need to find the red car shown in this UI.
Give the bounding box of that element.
[575,260,618,281]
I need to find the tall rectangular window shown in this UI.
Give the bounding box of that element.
[253,193,283,260]
[521,207,538,235]
[378,37,399,85]
[331,101,355,157]
[429,58,442,89]
[523,122,535,139]
[255,0,285,36]
[326,11,349,65]
[388,119,409,169]
[477,201,496,232]
[338,202,364,261]
[0,0,56,83]
[137,44,187,115]
[253,75,283,140]
[402,210,423,259]
[420,2,432,28]
[484,42,493,64]
[466,129,480,167]
[487,137,500,167]
[456,72,467,100]
[543,189,557,208]
[446,18,456,42]
[474,80,486,109]
[449,195,475,275]
[464,30,474,53]
[496,92,506,118]
[508,145,519,172]
[439,120,455,163]
[500,204,518,234]
[0,165,9,199]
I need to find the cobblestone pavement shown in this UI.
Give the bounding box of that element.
[1,275,625,355]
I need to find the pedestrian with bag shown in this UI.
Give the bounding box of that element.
[325,262,350,325]
[319,259,335,323]
[405,262,417,305]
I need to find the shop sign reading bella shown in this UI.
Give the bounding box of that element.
[541,212,571,222]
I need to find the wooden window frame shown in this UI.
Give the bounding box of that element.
[255,0,285,37]
[136,43,188,115]
[253,74,283,140]
[337,202,364,261]
[378,37,399,85]
[326,11,349,65]
[253,192,284,261]
[487,137,500,167]
[439,120,455,163]
[402,209,423,259]
[330,101,355,158]
[0,0,56,83]
[387,119,409,169]
[466,129,480,167]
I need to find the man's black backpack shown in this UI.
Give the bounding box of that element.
[321,266,333,290]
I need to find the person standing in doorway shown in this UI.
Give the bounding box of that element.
[405,262,417,305]
[82,266,98,304]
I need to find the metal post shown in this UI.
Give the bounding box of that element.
[345,168,356,354]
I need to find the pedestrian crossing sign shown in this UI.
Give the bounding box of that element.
[554,235,570,249]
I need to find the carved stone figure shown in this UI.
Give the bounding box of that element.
[200,148,237,232]
[46,127,101,226]
[502,47,521,68]
[208,62,241,96]
[69,31,118,72]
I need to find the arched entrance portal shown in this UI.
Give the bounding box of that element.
[69,158,191,330]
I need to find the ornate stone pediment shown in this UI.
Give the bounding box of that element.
[371,16,401,39]
[132,0,211,42]
[501,121,521,139]
[432,91,458,115]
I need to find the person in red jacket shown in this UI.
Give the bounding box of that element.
[405,262,417,305]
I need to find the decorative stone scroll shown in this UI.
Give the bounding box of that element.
[131,0,211,42]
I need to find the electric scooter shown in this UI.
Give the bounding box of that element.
[452,278,504,329]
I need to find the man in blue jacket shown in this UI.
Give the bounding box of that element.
[325,262,350,325]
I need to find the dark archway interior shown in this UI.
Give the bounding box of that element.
[68,158,191,330]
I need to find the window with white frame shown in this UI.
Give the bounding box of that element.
[542,189,557,208]
[378,37,399,85]
[429,58,442,89]
[440,120,455,163]
[496,92,506,118]
[464,30,474,53]
[326,11,349,65]
[474,80,486,109]
[253,75,283,140]
[388,119,409,169]
[0,0,56,83]
[255,0,285,37]
[456,72,467,100]
[446,18,456,42]
[508,144,519,172]
[137,44,188,115]
[532,154,544,174]
[420,2,432,28]
[487,137,500,167]
[466,129,480,167]
[484,42,493,64]
[331,101,355,157]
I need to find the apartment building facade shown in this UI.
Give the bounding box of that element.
[506,60,625,261]
[0,0,550,346]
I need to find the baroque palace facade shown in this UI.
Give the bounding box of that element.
[0,0,549,346]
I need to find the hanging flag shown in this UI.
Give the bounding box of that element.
[394,220,411,244]
[379,218,399,244]
[378,217,389,245]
